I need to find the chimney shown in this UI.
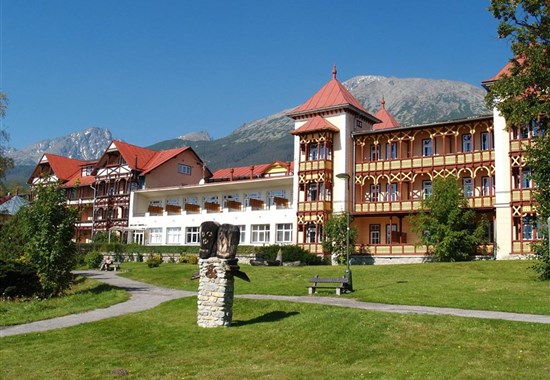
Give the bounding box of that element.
[230,168,234,181]
[250,166,254,180]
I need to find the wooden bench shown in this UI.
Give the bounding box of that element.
[307,275,350,295]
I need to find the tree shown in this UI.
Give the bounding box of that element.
[0,211,27,262]
[21,183,79,297]
[322,213,357,264]
[410,177,488,262]
[487,0,550,279]
[0,92,14,192]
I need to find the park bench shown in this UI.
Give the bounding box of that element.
[100,260,121,272]
[111,261,121,272]
[307,275,350,295]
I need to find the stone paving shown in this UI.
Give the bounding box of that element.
[2,270,549,338]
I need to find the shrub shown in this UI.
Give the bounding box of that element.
[178,253,198,264]
[85,251,104,269]
[532,237,550,280]
[147,254,163,268]
[0,259,42,298]
[256,245,325,265]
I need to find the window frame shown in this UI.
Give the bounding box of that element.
[166,227,182,244]
[370,224,381,245]
[251,224,270,244]
[276,223,293,243]
[178,163,192,175]
[185,226,200,244]
[422,139,432,156]
[463,177,473,197]
[462,134,472,153]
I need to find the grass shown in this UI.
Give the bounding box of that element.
[119,260,550,315]
[2,260,550,379]
[0,276,129,326]
[2,297,550,379]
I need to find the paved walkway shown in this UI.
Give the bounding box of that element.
[2,270,550,337]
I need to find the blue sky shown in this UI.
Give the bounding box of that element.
[2,0,511,149]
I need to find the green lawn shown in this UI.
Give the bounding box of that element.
[2,260,550,379]
[2,297,549,379]
[0,276,129,326]
[119,260,550,315]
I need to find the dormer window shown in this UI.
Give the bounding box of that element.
[178,164,192,175]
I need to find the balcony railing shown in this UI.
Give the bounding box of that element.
[356,151,494,172]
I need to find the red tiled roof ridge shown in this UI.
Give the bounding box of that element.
[211,160,293,180]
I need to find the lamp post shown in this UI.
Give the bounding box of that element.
[336,172,353,291]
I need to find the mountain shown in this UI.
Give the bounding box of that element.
[5,75,490,185]
[8,127,113,166]
[178,131,213,142]
[152,75,489,169]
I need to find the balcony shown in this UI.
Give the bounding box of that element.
[298,201,332,212]
[356,151,495,173]
[298,160,332,172]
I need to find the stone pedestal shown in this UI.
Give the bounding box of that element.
[197,257,235,328]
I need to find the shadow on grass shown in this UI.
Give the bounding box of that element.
[232,311,300,327]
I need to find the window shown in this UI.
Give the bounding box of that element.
[522,217,535,240]
[178,164,192,175]
[462,134,472,152]
[422,181,432,199]
[370,184,380,202]
[370,144,380,161]
[422,139,432,156]
[481,176,492,196]
[308,143,318,161]
[370,224,380,244]
[149,228,162,244]
[480,132,491,150]
[463,177,473,197]
[521,168,532,188]
[166,227,181,244]
[276,223,293,243]
[387,183,398,201]
[237,225,246,244]
[185,226,200,244]
[356,119,363,129]
[386,224,397,244]
[251,224,270,243]
[390,142,398,159]
[306,223,322,243]
[306,183,318,201]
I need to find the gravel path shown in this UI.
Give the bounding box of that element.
[2,270,549,337]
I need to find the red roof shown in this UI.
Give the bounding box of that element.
[482,58,525,86]
[141,147,191,175]
[28,153,89,184]
[210,161,293,181]
[110,140,158,170]
[288,66,374,118]
[291,115,339,135]
[373,98,400,130]
[62,174,96,188]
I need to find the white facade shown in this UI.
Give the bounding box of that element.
[129,176,295,246]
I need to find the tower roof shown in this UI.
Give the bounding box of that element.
[373,97,400,130]
[290,115,339,135]
[288,66,379,123]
